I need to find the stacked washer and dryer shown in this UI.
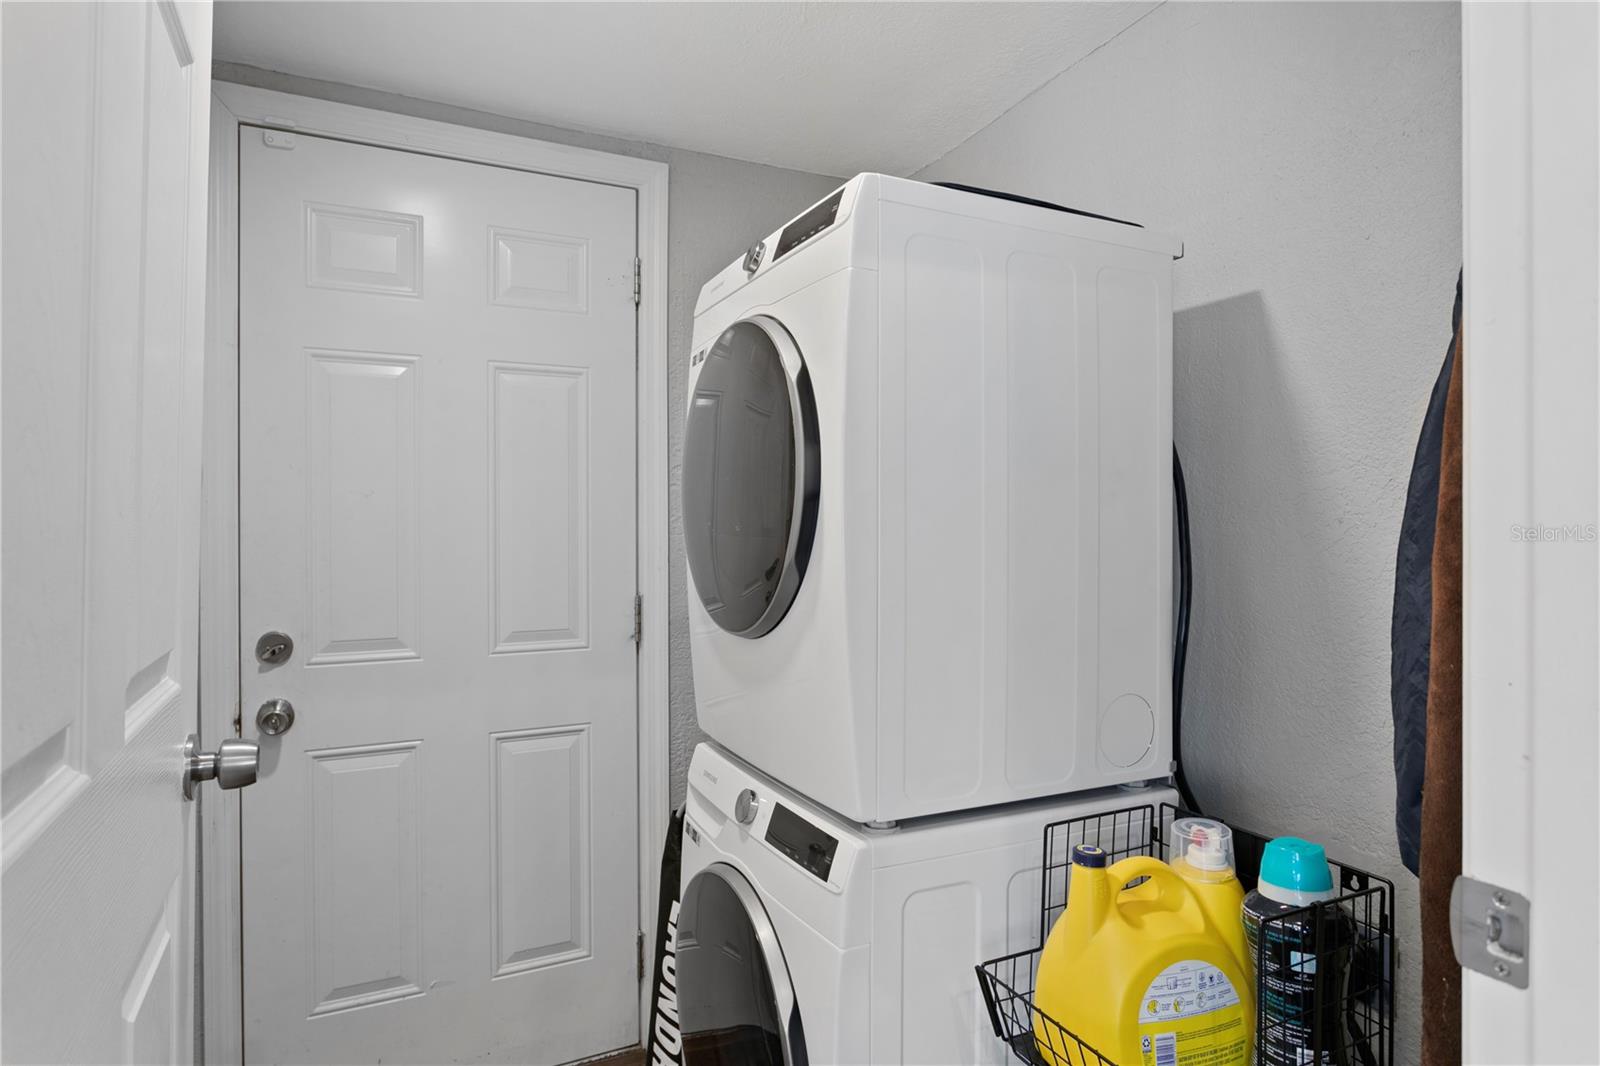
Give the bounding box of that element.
[675,174,1184,1065]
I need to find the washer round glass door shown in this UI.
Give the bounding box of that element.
[684,316,820,638]
[677,863,808,1066]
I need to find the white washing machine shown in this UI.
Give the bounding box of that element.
[675,742,1177,1065]
[684,174,1183,824]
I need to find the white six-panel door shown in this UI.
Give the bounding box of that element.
[1,2,213,1062]
[237,130,640,1064]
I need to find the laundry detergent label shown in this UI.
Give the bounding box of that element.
[1137,961,1247,1066]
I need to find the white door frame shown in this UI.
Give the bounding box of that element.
[199,82,670,1062]
[1461,2,1598,1062]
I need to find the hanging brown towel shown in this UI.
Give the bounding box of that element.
[1419,323,1463,1066]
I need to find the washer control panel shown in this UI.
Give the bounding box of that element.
[685,742,861,893]
[764,801,838,882]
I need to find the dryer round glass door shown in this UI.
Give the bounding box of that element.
[677,863,808,1066]
[684,316,820,638]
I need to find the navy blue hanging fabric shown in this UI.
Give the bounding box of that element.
[1391,272,1462,876]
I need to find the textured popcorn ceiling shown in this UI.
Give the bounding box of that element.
[213,0,1156,176]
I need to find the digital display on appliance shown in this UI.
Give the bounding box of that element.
[764,802,838,882]
[775,189,845,262]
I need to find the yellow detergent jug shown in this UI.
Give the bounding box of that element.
[1034,822,1253,1066]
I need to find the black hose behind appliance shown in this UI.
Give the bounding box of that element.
[1173,446,1200,813]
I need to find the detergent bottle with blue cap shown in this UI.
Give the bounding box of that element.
[1242,837,1354,1065]
[1034,828,1251,1066]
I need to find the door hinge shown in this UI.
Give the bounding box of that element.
[1450,875,1530,988]
[261,129,297,151]
[631,594,643,647]
[632,257,642,306]
[636,929,646,982]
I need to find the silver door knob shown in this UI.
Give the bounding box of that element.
[734,788,760,825]
[256,698,296,736]
[183,734,259,800]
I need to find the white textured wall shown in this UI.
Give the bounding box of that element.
[915,4,1459,1059]
[212,65,841,810]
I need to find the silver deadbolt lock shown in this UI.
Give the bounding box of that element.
[256,698,296,736]
[255,630,294,665]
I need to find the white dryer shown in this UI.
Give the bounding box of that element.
[684,174,1183,824]
[674,742,1177,1065]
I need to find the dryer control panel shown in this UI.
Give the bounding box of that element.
[691,176,864,320]
[765,802,838,882]
[774,188,844,262]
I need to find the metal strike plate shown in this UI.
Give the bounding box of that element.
[1450,876,1530,988]
[255,630,294,665]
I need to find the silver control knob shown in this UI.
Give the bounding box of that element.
[734,787,760,825]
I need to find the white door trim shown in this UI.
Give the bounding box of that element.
[1461,3,1598,1061]
[200,82,670,1061]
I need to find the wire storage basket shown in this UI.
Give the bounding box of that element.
[975,803,1395,1066]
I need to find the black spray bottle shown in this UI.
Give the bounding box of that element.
[1242,837,1354,1066]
